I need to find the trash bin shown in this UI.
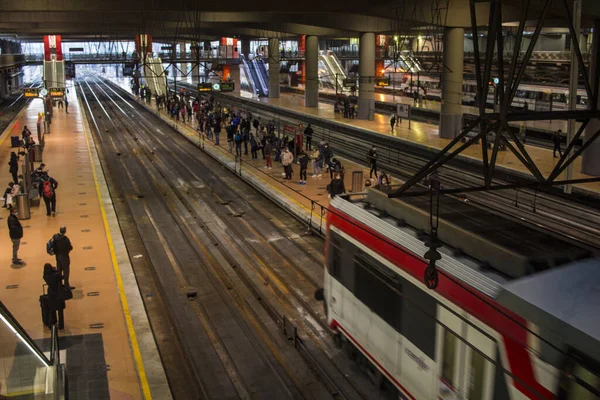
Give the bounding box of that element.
[34,144,44,163]
[352,170,364,193]
[16,193,31,220]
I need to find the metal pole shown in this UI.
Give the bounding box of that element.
[565,0,581,194]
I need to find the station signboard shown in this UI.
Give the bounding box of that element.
[219,81,235,92]
[48,88,65,97]
[24,88,40,98]
[375,77,390,87]
[343,78,356,88]
[198,82,213,92]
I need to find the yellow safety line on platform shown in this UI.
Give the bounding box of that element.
[79,94,153,400]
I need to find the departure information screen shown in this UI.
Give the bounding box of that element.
[49,88,65,97]
[198,82,213,92]
[23,88,40,98]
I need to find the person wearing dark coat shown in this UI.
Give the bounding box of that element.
[53,226,74,289]
[8,152,18,183]
[327,173,346,198]
[7,208,23,265]
[43,263,65,329]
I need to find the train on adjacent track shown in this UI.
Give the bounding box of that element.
[320,192,599,400]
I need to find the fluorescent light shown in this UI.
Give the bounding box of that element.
[0,312,50,367]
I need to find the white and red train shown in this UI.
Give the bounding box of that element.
[322,194,600,400]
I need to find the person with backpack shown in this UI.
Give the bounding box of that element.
[368,145,378,179]
[327,173,346,199]
[39,176,58,216]
[234,130,243,157]
[250,134,259,160]
[51,226,74,289]
[43,263,66,329]
[8,207,23,265]
[298,151,309,185]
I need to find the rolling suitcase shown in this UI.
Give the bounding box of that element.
[10,136,20,148]
[39,294,50,327]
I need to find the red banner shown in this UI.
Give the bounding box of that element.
[43,35,63,61]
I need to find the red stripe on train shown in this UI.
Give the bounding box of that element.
[328,208,554,399]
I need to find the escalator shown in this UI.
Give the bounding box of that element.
[317,57,336,90]
[241,55,268,97]
[0,300,67,398]
[240,55,259,95]
[319,51,350,93]
[252,57,269,96]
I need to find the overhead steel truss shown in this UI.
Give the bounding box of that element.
[389,0,600,198]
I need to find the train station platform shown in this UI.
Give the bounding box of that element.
[279,84,577,134]
[0,89,169,398]
[225,90,600,194]
[109,77,380,233]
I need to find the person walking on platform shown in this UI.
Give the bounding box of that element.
[253,117,260,134]
[552,129,563,158]
[227,125,235,153]
[368,145,378,179]
[390,114,397,133]
[7,208,23,265]
[8,152,18,183]
[214,118,222,145]
[298,151,309,185]
[64,97,69,114]
[234,130,243,158]
[22,126,32,142]
[304,124,314,151]
[57,98,64,110]
[310,148,322,178]
[40,176,58,217]
[264,140,273,169]
[43,263,65,329]
[281,147,294,180]
[53,226,74,289]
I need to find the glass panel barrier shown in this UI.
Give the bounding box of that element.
[0,301,58,399]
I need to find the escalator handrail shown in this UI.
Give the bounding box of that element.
[241,55,259,94]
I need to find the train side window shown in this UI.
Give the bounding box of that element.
[468,349,486,400]
[354,253,402,331]
[441,329,458,389]
[559,354,600,400]
[328,235,341,279]
[402,281,437,359]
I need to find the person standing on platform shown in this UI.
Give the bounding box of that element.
[43,263,65,329]
[7,208,23,265]
[8,152,18,183]
[368,145,378,179]
[234,130,243,157]
[253,117,260,134]
[64,97,69,114]
[57,98,64,110]
[264,140,273,169]
[53,226,74,290]
[298,151,308,185]
[214,116,222,145]
[22,126,32,142]
[304,124,314,151]
[281,146,294,180]
[250,134,259,160]
[552,129,563,158]
[390,114,397,133]
[40,176,58,217]
[310,147,322,178]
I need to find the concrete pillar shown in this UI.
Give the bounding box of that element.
[358,32,375,120]
[582,20,600,175]
[439,27,464,139]
[305,35,319,107]
[191,44,200,84]
[268,38,280,98]
[179,42,188,78]
[241,40,251,57]
[230,64,241,96]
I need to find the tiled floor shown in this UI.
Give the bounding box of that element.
[0,93,145,399]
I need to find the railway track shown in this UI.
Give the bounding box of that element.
[160,83,600,252]
[77,76,389,400]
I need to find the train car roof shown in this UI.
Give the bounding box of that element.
[496,258,600,362]
[362,188,591,280]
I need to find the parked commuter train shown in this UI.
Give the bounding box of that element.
[321,194,600,400]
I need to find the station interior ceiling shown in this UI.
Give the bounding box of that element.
[1,0,600,42]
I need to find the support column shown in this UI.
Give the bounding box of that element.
[241,40,251,57]
[268,38,280,98]
[230,64,241,96]
[358,32,375,120]
[582,20,600,175]
[191,43,200,84]
[305,35,319,107]
[178,42,187,78]
[439,27,464,139]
